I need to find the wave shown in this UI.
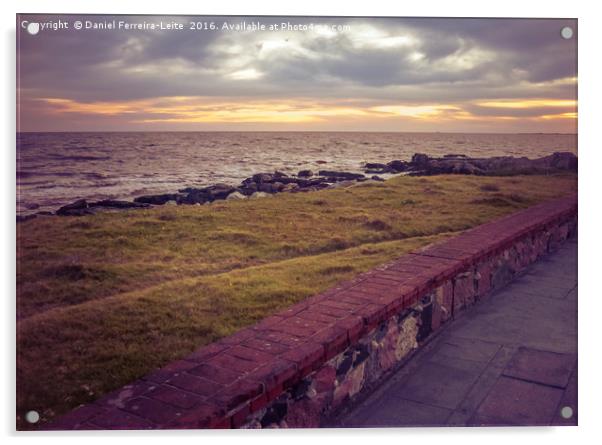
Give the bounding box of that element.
[49,154,112,162]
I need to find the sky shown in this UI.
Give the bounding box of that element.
[17,15,577,133]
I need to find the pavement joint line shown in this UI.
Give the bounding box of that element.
[498,373,572,390]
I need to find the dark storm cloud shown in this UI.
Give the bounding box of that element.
[18,15,576,100]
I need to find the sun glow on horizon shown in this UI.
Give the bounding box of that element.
[33,95,577,130]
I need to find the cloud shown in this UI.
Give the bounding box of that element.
[17,14,577,131]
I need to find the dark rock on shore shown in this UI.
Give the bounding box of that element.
[57,198,147,216]
[17,214,37,223]
[45,151,577,217]
[89,199,149,209]
[134,194,181,205]
[318,170,366,181]
[57,199,94,216]
[407,151,577,176]
[387,160,409,172]
[411,153,431,168]
[364,162,396,174]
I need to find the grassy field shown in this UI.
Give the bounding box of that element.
[16,173,577,426]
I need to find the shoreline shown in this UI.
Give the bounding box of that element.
[17,151,577,222]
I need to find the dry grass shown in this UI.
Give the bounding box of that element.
[16,173,577,427]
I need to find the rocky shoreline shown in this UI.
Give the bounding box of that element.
[17,151,577,221]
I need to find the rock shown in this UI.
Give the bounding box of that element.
[328,180,356,189]
[275,177,300,185]
[237,183,258,196]
[177,191,209,205]
[272,182,285,192]
[387,160,409,172]
[297,170,313,178]
[364,162,393,174]
[539,151,578,170]
[452,162,483,175]
[443,153,468,158]
[57,199,90,216]
[206,183,236,200]
[317,170,365,181]
[178,187,202,193]
[411,153,431,168]
[134,194,181,205]
[252,173,274,184]
[58,208,94,216]
[226,191,247,200]
[249,192,272,199]
[164,200,178,206]
[258,183,274,193]
[364,162,388,170]
[371,175,385,181]
[89,199,149,209]
[404,151,577,176]
[316,160,328,164]
[36,211,54,216]
[273,171,288,179]
[292,178,312,188]
[17,214,37,223]
[282,183,300,192]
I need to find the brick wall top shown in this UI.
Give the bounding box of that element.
[50,194,577,430]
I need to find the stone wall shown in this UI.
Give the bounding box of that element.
[48,194,577,430]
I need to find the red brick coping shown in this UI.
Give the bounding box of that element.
[48,194,577,430]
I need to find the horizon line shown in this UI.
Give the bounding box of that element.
[16,130,578,135]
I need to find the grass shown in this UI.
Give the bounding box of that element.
[16,173,577,427]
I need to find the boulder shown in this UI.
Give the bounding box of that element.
[258,183,274,193]
[328,180,356,189]
[405,151,577,176]
[252,173,274,184]
[17,214,37,223]
[179,186,202,193]
[206,184,236,200]
[249,192,272,199]
[371,175,385,181]
[237,183,258,196]
[57,199,92,216]
[272,182,285,192]
[364,162,388,170]
[387,160,409,172]
[443,153,468,158]
[317,170,365,181]
[226,191,247,201]
[297,169,313,178]
[364,161,394,173]
[282,183,300,192]
[411,153,431,168]
[134,194,181,205]
[89,199,149,209]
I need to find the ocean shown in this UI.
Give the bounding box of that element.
[16,132,577,215]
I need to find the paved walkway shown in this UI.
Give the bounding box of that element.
[337,239,577,428]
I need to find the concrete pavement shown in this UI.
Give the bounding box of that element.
[336,238,578,428]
